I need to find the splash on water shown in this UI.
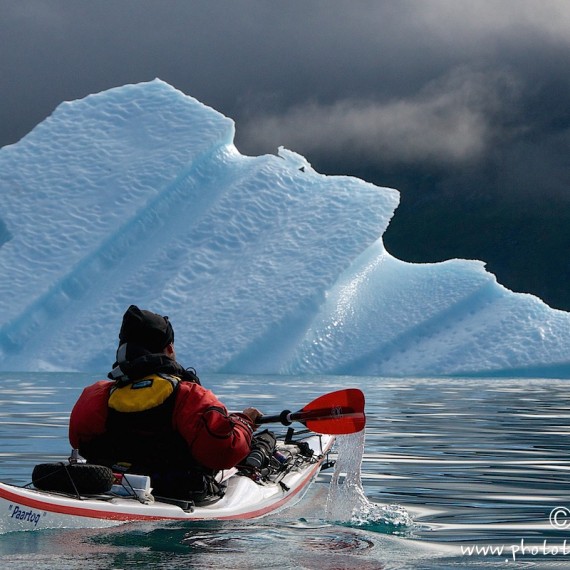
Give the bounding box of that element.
[325,430,412,533]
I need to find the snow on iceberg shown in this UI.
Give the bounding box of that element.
[0,79,569,377]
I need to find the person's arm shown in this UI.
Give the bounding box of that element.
[69,381,112,449]
[173,383,259,470]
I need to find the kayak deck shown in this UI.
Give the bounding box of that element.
[0,432,333,532]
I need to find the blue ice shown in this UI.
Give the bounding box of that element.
[1,79,569,377]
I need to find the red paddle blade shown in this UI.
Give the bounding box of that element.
[296,388,366,434]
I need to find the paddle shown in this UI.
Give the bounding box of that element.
[257,388,365,435]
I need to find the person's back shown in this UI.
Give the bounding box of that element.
[69,305,261,501]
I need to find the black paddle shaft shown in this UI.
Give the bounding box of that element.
[258,409,294,426]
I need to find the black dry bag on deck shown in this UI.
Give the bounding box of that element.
[32,463,114,494]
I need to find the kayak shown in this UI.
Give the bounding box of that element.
[0,387,366,534]
[0,430,334,533]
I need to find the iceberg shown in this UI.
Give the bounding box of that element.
[1,79,569,377]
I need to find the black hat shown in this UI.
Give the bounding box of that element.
[118,305,174,353]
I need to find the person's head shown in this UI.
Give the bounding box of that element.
[118,305,175,358]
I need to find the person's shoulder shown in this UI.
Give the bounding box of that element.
[81,379,113,397]
[176,380,206,395]
[176,380,221,404]
[72,380,112,416]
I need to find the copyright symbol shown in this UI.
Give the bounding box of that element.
[550,507,570,529]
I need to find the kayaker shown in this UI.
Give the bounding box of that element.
[69,304,263,502]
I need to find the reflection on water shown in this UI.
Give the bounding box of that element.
[361,378,570,544]
[1,373,570,568]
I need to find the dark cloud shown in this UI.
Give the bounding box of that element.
[238,66,522,167]
[2,1,570,154]
[1,0,570,306]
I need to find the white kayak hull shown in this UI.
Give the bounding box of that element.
[0,433,333,533]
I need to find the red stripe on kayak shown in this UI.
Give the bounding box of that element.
[0,484,183,521]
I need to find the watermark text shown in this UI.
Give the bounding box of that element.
[460,507,570,562]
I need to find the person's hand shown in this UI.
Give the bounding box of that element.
[242,407,263,425]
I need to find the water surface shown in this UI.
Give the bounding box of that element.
[1,373,570,568]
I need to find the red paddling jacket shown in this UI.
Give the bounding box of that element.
[69,356,254,499]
